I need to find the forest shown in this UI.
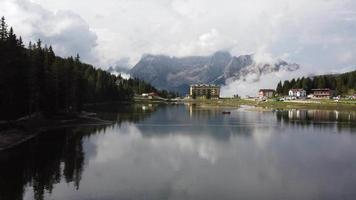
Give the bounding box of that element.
[276,70,356,96]
[0,17,176,120]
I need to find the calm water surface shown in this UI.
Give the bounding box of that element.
[1,104,356,200]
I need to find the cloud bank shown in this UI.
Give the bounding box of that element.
[27,0,356,70]
[1,0,356,83]
[0,0,98,64]
[221,68,310,97]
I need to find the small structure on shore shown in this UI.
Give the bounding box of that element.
[142,92,158,99]
[311,88,334,99]
[190,84,220,99]
[289,89,307,98]
[259,89,275,98]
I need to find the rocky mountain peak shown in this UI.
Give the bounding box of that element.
[129,51,300,94]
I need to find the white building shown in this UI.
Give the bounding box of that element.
[288,89,307,98]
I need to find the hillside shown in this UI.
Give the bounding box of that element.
[0,17,174,120]
[276,70,356,95]
[130,51,300,94]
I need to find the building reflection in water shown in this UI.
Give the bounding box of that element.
[1,105,356,200]
[186,103,229,119]
[277,109,356,131]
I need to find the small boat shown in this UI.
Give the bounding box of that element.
[222,111,231,114]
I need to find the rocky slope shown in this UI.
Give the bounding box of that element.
[129,51,299,94]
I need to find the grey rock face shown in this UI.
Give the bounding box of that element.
[130,51,299,94]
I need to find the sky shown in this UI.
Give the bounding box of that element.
[1,0,356,75]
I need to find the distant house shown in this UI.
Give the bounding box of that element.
[190,84,220,99]
[142,92,158,99]
[288,89,306,98]
[312,88,334,99]
[259,89,275,98]
[148,92,158,97]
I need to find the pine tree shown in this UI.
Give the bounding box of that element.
[0,16,8,41]
[75,53,80,63]
[302,77,312,93]
[282,80,291,95]
[0,18,173,120]
[347,73,355,89]
[276,81,283,94]
[296,78,302,88]
[290,79,296,89]
[317,76,326,88]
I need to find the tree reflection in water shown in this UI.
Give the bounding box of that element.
[0,103,157,200]
[1,105,356,200]
[0,127,99,200]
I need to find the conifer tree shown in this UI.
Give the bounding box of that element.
[0,16,8,41]
[276,81,283,94]
[0,17,176,120]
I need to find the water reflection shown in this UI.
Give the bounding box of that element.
[85,103,158,123]
[0,103,158,200]
[1,105,356,200]
[0,126,106,200]
[276,109,356,131]
[134,105,256,140]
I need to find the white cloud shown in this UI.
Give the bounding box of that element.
[0,0,98,64]
[221,54,317,97]
[199,29,219,48]
[221,69,306,97]
[2,0,356,71]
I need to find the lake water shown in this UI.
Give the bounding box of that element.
[1,104,356,200]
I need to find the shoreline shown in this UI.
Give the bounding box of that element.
[0,113,114,152]
[2,99,356,152]
[180,98,356,111]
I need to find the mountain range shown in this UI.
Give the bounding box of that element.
[129,51,300,95]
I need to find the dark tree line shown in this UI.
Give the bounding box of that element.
[276,70,356,96]
[123,78,179,99]
[0,17,175,120]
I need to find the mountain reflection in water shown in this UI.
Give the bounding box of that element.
[1,104,356,200]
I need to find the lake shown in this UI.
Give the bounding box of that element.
[1,104,356,200]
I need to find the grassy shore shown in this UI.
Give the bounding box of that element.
[182,98,356,111]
